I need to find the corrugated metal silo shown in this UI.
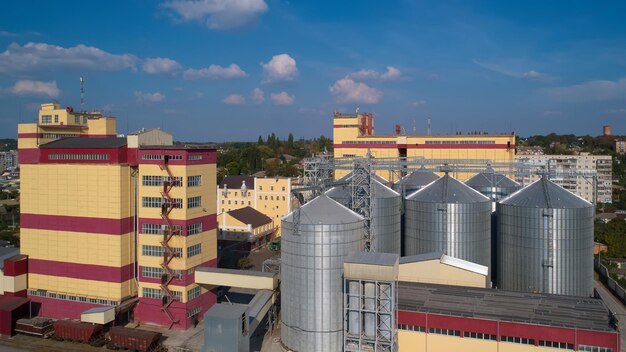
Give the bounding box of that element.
[465,170,521,204]
[326,179,402,254]
[497,176,594,296]
[281,195,364,352]
[393,168,440,195]
[404,174,492,270]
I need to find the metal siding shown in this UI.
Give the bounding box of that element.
[371,194,402,254]
[496,202,594,296]
[404,199,492,271]
[281,209,364,352]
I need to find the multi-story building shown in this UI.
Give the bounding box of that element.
[218,207,274,250]
[0,150,18,170]
[615,140,626,155]
[332,112,516,181]
[217,175,295,236]
[18,103,217,329]
[515,153,612,204]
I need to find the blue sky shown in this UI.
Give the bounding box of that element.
[1,0,625,141]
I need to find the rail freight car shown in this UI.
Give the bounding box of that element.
[107,326,163,352]
[52,319,105,346]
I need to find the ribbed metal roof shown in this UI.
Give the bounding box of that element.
[500,176,592,209]
[396,170,440,188]
[406,174,490,203]
[465,172,519,188]
[283,194,364,224]
[337,170,389,184]
[345,251,399,266]
[325,180,399,199]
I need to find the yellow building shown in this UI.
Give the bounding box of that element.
[217,175,295,236]
[332,112,516,181]
[218,207,274,250]
[18,103,218,329]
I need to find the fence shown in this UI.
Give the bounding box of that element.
[595,257,626,305]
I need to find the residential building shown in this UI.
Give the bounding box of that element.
[332,112,516,181]
[515,153,612,203]
[217,175,295,236]
[615,139,626,155]
[0,151,18,170]
[18,103,217,329]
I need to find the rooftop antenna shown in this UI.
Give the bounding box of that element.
[80,76,85,112]
[427,117,432,135]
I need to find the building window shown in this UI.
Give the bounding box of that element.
[187,306,201,318]
[83,116,87,124]
[539,341,574,349]
[141,154,183,160]
[54,115,58,123]
[142,197,182,208]
[501,336,535,345]
[188,175,202,187]
[578,346,612,352]
[141,223,182,235]
[188,155,202,161]
[41,115,52,124]
[428,328,460,336]
[142,287,181,300]
[463,332,497,341]
[142,266,181,279]
[142,175,182,187]
[235,200,238,205]
[248,201,251,206]
[74,115,80,124]
[259,196,262,200]
[282,186,285,191]
[187,223,202,235]
[259,186,262,190]
[188,196,202,208]
[142,245,182,257]
[187,243,202,257]
[265,196,268,200]
[48,154,110,161]
[398,324,425,332]
[187,286,201,301]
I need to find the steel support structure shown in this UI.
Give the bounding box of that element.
[350,153,375,251]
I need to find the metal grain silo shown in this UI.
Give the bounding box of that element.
[465,169,520,206]
[326,179,401,255]
[497,176,594,297]
[393,168,440,196]
[404,174,492,271]
[281,195,364,352]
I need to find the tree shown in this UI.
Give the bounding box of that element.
[257,136,264,145]
[225,161,239,175]
[287,133,294,150]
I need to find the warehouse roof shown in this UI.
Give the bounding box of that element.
[219,175,255,189]
[399,252,488,276]
[500,176,592,209]
[227,206,272,227]
[40,137,127,149]
[398,282,613,332]
[407,174,490,203]
[345,252,399,266]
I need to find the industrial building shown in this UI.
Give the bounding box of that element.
[217,175,296,236]
[515,153,612,204]
[332,112,516,181]
[17,103,217,329]
[218,206,274,250]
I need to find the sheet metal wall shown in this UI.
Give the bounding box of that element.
[497,203,594,297]
[403,200,492,269]
[371,194,402,255]
[281,215,364,352]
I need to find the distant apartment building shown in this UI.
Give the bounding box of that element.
[515,153,612,204]
[0,150,18,170]
[217,175,295,237]
[516,146,544,155]
[615,139,626,155]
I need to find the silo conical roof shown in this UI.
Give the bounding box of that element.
[465,172,520,188]
[396,169,440,188]
[337,170,389,184]
[283,194,363,224]
[407,174,490,203]
[500,176,592,209]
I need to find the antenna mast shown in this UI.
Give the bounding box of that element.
[80,76,85,112]
[427,117,432,135]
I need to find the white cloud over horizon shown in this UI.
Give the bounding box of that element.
[540,77,626,102]
[261,54,298,83]
[0,42,138,74]
[162,0,268,30]
[9,80,60,98]
[135,91,165,104]
[329,78,382,104]
[143,57,182,75]
[223,94,246,105]
[270,91,294,105]
[348,66,403,81]
[251,88,264,104]
[183,63,247,80]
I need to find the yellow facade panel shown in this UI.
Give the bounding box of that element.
[29,274,136,301]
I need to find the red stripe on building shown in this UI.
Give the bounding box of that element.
[80,134,117,138]
[138,214,217,236]
[21,214,134,235]
[29,259,134,283]
[17,148,40,164]
[17,133,41,138]
[38,146,128,164]
[4,290,27,298]
[3,255,28,276]
[334,143,515,149]
[397,311,618,350]
[28,295,112,321]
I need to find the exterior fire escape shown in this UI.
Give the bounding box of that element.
[159,155,181,329]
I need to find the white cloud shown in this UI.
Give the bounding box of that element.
[223,94,246,105]
[329,78,382,104]
[163,0,268,30]
[270,91,294,105]
[0,42,138,74]
[261,54,298,83]
[523,70,543,79]
[608,108,626,114]
[135,91,165,104]
[540,77,626,102]
[474,59,556,82]
[9,80,59,98]
[183,63,247,80]
[0,31,17,37]
[251,88,264,104]
[411,100,427,107]
[543,110,563,116]
[143,57,182,75]
[347,66,403,81]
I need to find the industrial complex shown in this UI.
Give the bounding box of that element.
[0,107,619,352]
